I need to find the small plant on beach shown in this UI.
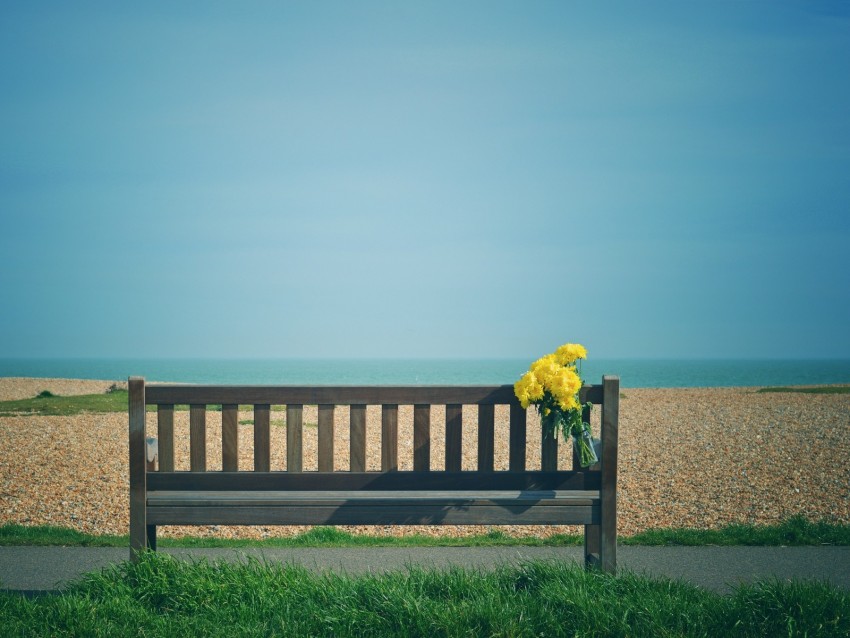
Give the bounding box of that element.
[36,390,56,399]
[514,343,596,467]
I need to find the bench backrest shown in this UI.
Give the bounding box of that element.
[129,376,619,494]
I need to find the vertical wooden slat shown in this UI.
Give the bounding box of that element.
[285,404,301,472]
[413,404,430,471]
[381,404,398,471]
[255,404,271,472]
[541,423,558,471]
[157,404,174,472]
[600,376,620,573]
[445,404,462,472]
[350,404,366,472]
[189,404,206,472]
[318,404,335,472]
[222,404,238,472]
[129,377,147,559]
[477,403,494,472]
[508,401,526,471]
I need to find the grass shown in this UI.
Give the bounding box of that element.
[1,553,847,637]
[0,391,292,417]
[756,386,850,394]
[2,516,848,549]
[0,524,581,548]
[0,390,130,416]
[627,516,850,546]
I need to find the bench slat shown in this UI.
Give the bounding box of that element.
[144,384,604,406]
[445,404,462,472]
[285,404,300,472]
[350,404,366,472]
[148,504,600,526]
[477,404,494,472]
[541,422,557,471]
[255,404,271,472]
[190,405,206,472]
[147,471,600,492]
[509,402,526,471]
[157,404,175,472]
[318,404,334,472]
[414,405,430,471]
[149,490,600,506]
[381,404,398,471]
[222,405,238,472]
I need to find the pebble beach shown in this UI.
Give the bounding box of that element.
[1,377,848,540]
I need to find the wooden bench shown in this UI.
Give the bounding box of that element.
[129,375,620,571]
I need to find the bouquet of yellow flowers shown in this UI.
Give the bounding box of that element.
[514,343,598,467]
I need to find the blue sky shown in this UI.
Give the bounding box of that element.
[1,1,848,359]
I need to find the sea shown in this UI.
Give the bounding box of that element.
[1,358,849,389]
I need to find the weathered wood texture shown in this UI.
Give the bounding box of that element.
[284,405,300,472]
[130,378,619,571]
[189,405,206,472]
[600,375,620,572]
[156,404,174,473]
[381,404,398,471]
[579,402,601,562]
[148,471,601,492]
[255,404,271,472]
[445,404,462,472]
[413,404,430,472]
[350,404,366,472]
[509,402,527,471]
[318,404,334,472]
[222,405,238,472]
[145,384,604,407]
[128,377,147,558]
[148,504,599,526]
[477,403,494,472]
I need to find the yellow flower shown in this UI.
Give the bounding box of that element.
[530,355,560,388]
[514,344,587,412]
[513,371,544,408]
[546,366,581,408]
[554,343,587,365]
[558,394,580,412]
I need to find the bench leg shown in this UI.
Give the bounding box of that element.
[600,515,616,573]
[146,525,157,552]
[584,524,601,569]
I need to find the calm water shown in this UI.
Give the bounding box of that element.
[1,358,849,388]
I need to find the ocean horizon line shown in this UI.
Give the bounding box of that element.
[1,357,849,389]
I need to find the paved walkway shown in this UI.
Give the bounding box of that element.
[1,546,848,596]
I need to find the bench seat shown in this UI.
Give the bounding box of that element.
[147,490,601,526]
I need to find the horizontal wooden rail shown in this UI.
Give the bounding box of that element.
[144,384,604,406]
[147,471,602,492]
[147,503,601,527]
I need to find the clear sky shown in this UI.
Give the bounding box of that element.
[2,1,848,359]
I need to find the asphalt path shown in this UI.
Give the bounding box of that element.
[2,546,848,596]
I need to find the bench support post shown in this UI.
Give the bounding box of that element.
[129,377,148,561]
[599,375,619,573]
